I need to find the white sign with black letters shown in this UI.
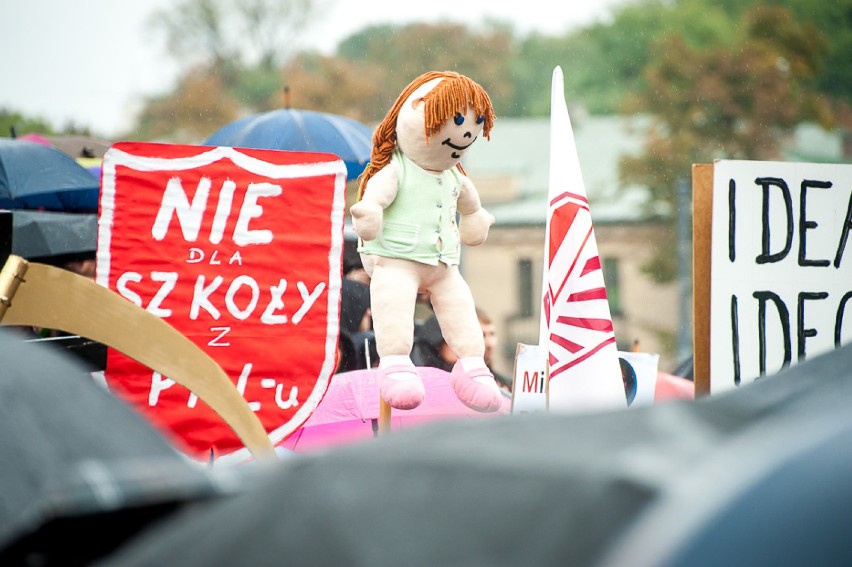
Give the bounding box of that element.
[710,159,852,393]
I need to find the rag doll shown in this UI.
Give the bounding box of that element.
[350,70,502,413]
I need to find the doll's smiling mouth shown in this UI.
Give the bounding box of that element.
[442,138,475,158]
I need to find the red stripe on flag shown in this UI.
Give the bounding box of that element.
[548,203,579,265]
[567,287,609,302]
[550,332,583,354]
[581,256,600,276]
[549,336,617,379]
[551,226,593,301]
[555,316,614,333]
[549,191,589,208]
[543,290,552,327]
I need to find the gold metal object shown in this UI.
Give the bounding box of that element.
[0,255,27,321]
[0,255,275,461]
[378,396,392,435]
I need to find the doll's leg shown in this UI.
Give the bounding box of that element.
[429,266,502,413]
[428,267,484,358]
[368,256,424,409]
[369,257,419,356]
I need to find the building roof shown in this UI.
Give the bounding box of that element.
[463,115,659,226]
[463,115,845,227]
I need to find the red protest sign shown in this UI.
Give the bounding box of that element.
[96,142,346,460]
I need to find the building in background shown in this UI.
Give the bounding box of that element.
[460,115,847,378]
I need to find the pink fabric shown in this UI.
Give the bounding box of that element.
[278,367,510,452]
[18,132,52,146]
[655,372,695,401]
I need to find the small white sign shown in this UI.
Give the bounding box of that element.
[511,343,548,414]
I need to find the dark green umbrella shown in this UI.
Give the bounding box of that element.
[0,329,246,565]
[101,344,852,566]
[6,209,97,261]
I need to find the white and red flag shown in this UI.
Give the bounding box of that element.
[540,66,626,411]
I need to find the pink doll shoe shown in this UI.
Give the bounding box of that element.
[450,362,502,413]
[379,365,425,410]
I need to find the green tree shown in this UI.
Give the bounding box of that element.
[129,68,241,142]
[129,0,852,141]
[505,0,738,117]
[621,5,831,281]
[148,0,327,74]
[0,109,94,138]
[336,22,516,121]
[774,0,852,124]
[0,110,56,138]
[135,0,330,139]
[278,54,384,122]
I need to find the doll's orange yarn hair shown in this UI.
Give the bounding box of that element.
[357,71,495,199]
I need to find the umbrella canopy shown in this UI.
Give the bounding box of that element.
[0,139,99,212]
[18,133,111,159]
[100,343,852,566]
[277,367,510,453]
[8,209,97,261]
[0,328,244,565]
[203,109,373,181]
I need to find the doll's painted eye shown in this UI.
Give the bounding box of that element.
[476,115,485,124]
[454,113,465,126]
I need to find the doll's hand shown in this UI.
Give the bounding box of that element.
[350,200,384,241]
[459,208,495,246]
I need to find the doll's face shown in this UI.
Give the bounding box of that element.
[396,78,485,173]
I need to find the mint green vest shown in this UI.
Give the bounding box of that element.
[359,149,463,266]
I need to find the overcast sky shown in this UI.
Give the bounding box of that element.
[1,0,624,137]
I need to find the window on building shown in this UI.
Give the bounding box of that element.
[602,257,622,316]
[518,258,534,318]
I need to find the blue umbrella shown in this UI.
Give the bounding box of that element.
[203,109,374,181]
[0,139,99,212]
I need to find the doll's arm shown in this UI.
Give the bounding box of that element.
[457,175,495,246]
[350,166,399,241]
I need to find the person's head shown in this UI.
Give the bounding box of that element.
[343,243,370,285]
[340,279,372,334]
[336,332,359,374]
[416,308,499,369]
[412,315,453,372]
[476,307,497,367]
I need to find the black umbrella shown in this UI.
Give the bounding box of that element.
[98,343,852,566]
[6,209,97,261]
[0,328,247,566]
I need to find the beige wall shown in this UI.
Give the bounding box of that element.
[463,222,682,378]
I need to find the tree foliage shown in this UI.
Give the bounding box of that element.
[148,0,325,73]
[0,110,58,138]
[336,22,517,120]
[131,68,241,142]
[619,4,832,281]
[127,0,851,163]
[278,54,384,122]
[46,0,847,285]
